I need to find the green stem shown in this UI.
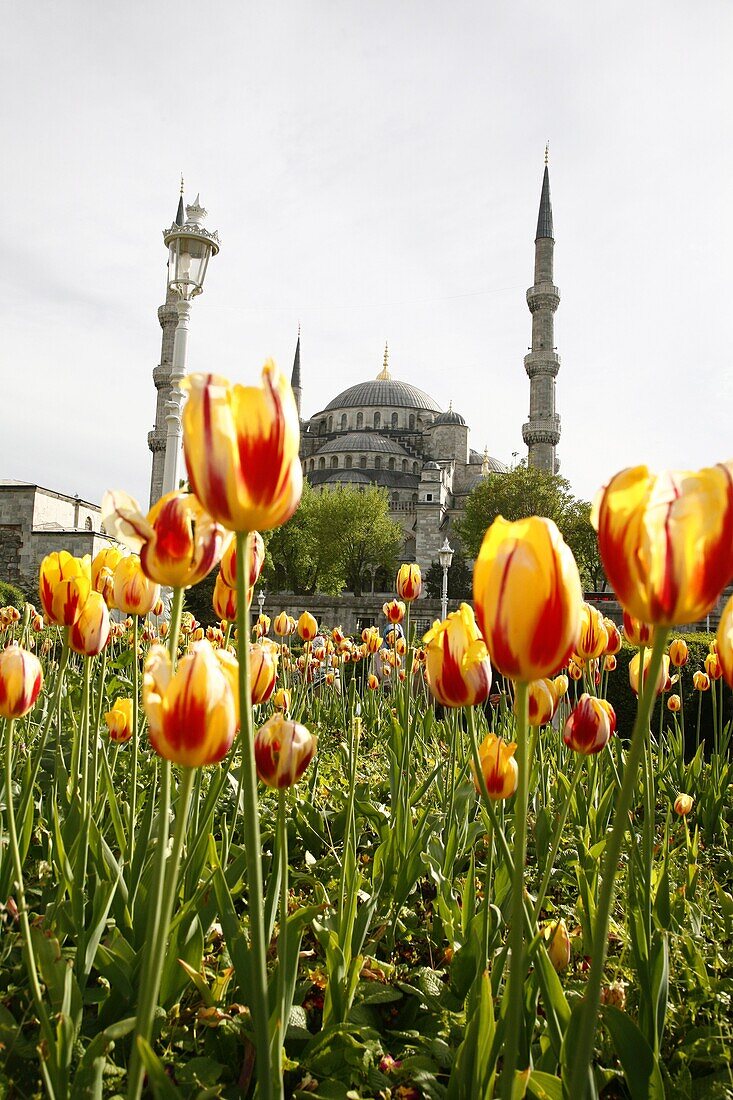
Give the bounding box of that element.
[500,679,529,1099]
[127,766,194,1100]
[80,656,91,808]
[91,649,108,806]
[274,788,288,1095]
[567,628,670,1099]
[130,615,140,855]
[235,532,273,1100]
[4,719,59,1099]
[533,752,584,919]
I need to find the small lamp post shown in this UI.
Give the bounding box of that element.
[438,538,454,621]
[161,193,220,498]
[257,590,266,619]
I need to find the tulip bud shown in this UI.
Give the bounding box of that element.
[629,650,670,698]
[524,678,556,726]
[542,919,571,973]
[105,698,134,743]
[669,638,689,668]
[552,674,569,699]
[298,612,318,641]
[152,598,164,618]
[273,687,291,713]
[667,694,681,712]
[39,551,92,627]
[362,627,381,654]
[91,547,123,604]
[254,714,317,787]
[472,733,518,800]
[212,573,238,622]
[576,603,609,660]
[693,670,710,692]
[563,694,615,755]
[255,613,271,638]
[367,674,380,690]
[113,556,160,617]
[383,600,406,624]
[69,591,111,656]
[0,646,43,719]
[568,657,584,681]
[250,642,278,704]
[219,530,265,589]
[600,981,627,1010]
[622,610,656,648]
[674,793,694,816]
[603,619,622,656]
[604,654,617,672]
[705,651,723,681]
[396,564,422,603]
[273,611,291,637]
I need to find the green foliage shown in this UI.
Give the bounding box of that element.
[455,463,605,589]
[0,580,25,609]
[265,481,403,596]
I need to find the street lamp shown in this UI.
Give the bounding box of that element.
[438,538,454,621]
[161,193,220,498]
[257,590,266,619]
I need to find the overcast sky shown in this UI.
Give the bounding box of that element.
[3,1,732,509]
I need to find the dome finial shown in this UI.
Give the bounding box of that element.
[544,141,549,166]
[448,399,453,412]
[482,445,490,476]
[377,341,391,380]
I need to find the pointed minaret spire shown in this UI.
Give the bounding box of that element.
[175,175,185,227]
[377,341,391,380]
[291,327,302,418]
[522,152,561,473]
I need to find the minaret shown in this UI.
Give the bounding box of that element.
[148,183,185,506]
[522,147,561,473]
[291,326,302,418]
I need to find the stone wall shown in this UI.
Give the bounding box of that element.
[258,593,456,637]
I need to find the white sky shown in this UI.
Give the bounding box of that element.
[3,1,732,508]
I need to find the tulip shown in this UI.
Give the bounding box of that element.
[622,610,656,648]
[298,612,318,641]
[604,654,617,672]
[39,551,92,627]
[383,600,406,624]
[31,612,44,632]
[667,694,681,713]
[576,603,608,660]
[422,603,492,708]
[568,657,584,681]
[524,678,556,726]
[563,694,615,755]
[592,462,733,626]
[105,698,134,743]
[362,627,381,654]
[705,651,722,681]
[69,591,110,656]
[693,670,710,691]
[396,564,422,602]
[152,598,164,617]
[253,713,317,787]
[367,674,380,690]
[603,619,622,656]
[220,531,265,589]
[255,613,271,638]
[250,642,278,704]
[91,546,123,608]
[332,626,346,645]
[273,611,291,637]
[629,650,670,697]
[273,687,291,713]
[674,793,694,816]
[542,919,571,973]
[143,641,237,767]
[0,646,43,719]
[212,573,238,622]
[181,363,303,532]
[669,639,689,668]
[552,674,569,699]
[473,515,582,682]
[717,593,733,686]
[102,489,230,589]
[113,556,160,617]
[472,733,518,800]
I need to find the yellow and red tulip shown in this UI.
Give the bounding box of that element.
[563,693,615,754]
[472,733,518,800]
[717,593,733,686]
[396,564,422,602]
[383,600,406,624]
[629,650,670,697]
[674,793,694,816]
[219,530,266,589]
[693,670,710,691]
[705,651,723,681]
[105,698,134,743]
[113,556,160,617]
[422,603,492,708]
[669,638,689,668]
[254,713,317,788]
[472,516,582,682]
[592,462,733,626]
[542,919,571,973]
[39,551,92,627]
[212,573,239,622]
[298,612,318,642]
[603,618,622,656]
[250,642,278,704]
[667,694,681,712]
[181,362,302,533]
[69,591,110,656]
[0,646,43,719]
[576,603,609,660]
[524,678,556,727]
[622,610,656,648]
[143,641,237,767]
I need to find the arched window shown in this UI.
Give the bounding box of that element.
[340,413,347,431]
[345,455,352,469]
[360,456,367,469]
[309,459,315,471]
[330,456,338,469]
[413,462,419,474]
[374,412,381,428]
[356,412,363,429]
[402,459,407,472]
[318,457,326,470]
[391,492,399,503]
[375,456,381,470]
[388,457,395,471]
[84,516,93,531]
[327,416,333,432]
[409,414,415,430]
[411,492,418,504]
[391,412,398,428]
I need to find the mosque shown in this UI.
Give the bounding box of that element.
[290,159,562,574]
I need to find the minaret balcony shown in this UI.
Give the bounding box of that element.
[522,415,561,447]
[524,352,560,378]
[526,283,560,313]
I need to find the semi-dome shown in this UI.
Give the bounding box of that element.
[323,469,372,485]
[432,406,466,426]
[469,448,508,474]
[322,378,441,413]
[315,432,410,456]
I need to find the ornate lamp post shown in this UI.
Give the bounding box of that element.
[161,194,220,498]
[438,538,454,621]
[257,589,266,619]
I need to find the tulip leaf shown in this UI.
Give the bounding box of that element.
[600,1004,665,1100]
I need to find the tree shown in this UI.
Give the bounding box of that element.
[454,463,605,591]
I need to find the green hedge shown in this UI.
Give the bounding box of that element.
[603,634,731,752]
[0,581,25,610]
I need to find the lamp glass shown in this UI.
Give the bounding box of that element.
[438,540,454,569]
[168,234,212,299]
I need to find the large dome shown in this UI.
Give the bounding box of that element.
[322,378,442,413]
